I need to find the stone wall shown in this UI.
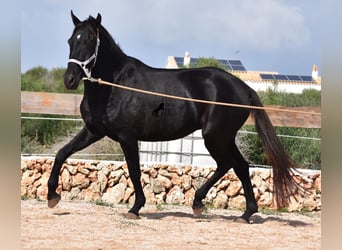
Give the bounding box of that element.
[21,157,321,212]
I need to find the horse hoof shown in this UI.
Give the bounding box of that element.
[125,212,141,220]
[193,206,205,217]
[235,217,250,224]
[48,197,61,208]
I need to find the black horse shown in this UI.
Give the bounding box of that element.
[47,11,298,223]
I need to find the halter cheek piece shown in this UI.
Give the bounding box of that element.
[68,29,100,81]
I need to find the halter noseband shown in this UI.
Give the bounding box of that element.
[68,29,100,81]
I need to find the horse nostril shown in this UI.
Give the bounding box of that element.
[68,75,74,84]
[64,74,74,86]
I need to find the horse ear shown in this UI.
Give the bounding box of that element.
[71,10,81,26]
[95,13,102,25]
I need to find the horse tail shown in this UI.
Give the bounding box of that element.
[249,90,299,208]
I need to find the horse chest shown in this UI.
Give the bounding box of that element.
[80,99,107,129]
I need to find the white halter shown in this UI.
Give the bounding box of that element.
[68,29,100,81]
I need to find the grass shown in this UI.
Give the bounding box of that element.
[259,207,288,216]
[259,206,320,218]
[93,199,114,208]
[156,203,165,211]
[21,195,44,202]
[21,195,30,201]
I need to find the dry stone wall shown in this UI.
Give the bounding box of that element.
[21,157,321,212]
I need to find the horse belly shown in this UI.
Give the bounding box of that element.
[141,125,198,142]
[140,104,201,141]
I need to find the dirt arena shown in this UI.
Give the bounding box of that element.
[21,199,320,249]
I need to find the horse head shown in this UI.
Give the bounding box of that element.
[64,11,101,89]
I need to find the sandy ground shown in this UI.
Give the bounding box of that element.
[21,199,320,249]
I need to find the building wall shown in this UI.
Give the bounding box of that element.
[245,81,321,93]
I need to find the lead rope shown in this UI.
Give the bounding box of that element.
[83,76,321,116]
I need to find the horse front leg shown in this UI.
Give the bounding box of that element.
[119,138,145,219]
[47,126,104,208]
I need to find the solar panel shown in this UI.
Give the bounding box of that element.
[217,59,228,65]
[231,65,246,71]
[300,76,313,82]
[228,60,242,65]
[260,74,275,80]
[260,74,314,82]
[286,75,301,81]
[228,60,246,71]
[174,57,183,66]
[273,74,288,80]
[216,59,229,69]
[173,56,246,71]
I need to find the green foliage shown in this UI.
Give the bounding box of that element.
[192,57,228,70]
[277,127,320,169]
[21,114,81,154]
[21,66,83,94]
[94,199,113,208]
[21,67,48,91]
[258,88,321,107]
[156,203,165,211]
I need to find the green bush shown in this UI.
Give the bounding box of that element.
[192,57,228,70]
[21,114,81,154]
[258,87,321,107]
[21,66,83,94]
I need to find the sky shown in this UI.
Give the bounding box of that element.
[21,0,320,76]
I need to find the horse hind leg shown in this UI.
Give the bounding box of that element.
[193,132,258,223]
[231,144,258,223]
[192,164,230,216]
[192,134,233,216]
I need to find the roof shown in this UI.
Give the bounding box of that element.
[233,71,321,85]
[173,57,247,71]
[165,56,321,85]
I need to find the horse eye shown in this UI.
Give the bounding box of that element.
[76,34,81,40]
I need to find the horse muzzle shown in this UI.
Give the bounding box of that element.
[63,66,82,89]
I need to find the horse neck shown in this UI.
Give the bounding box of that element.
[83,79,109,97]
[83,37,127,99]
[93,30,127,80]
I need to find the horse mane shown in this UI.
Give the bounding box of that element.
[86,16,125,58]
